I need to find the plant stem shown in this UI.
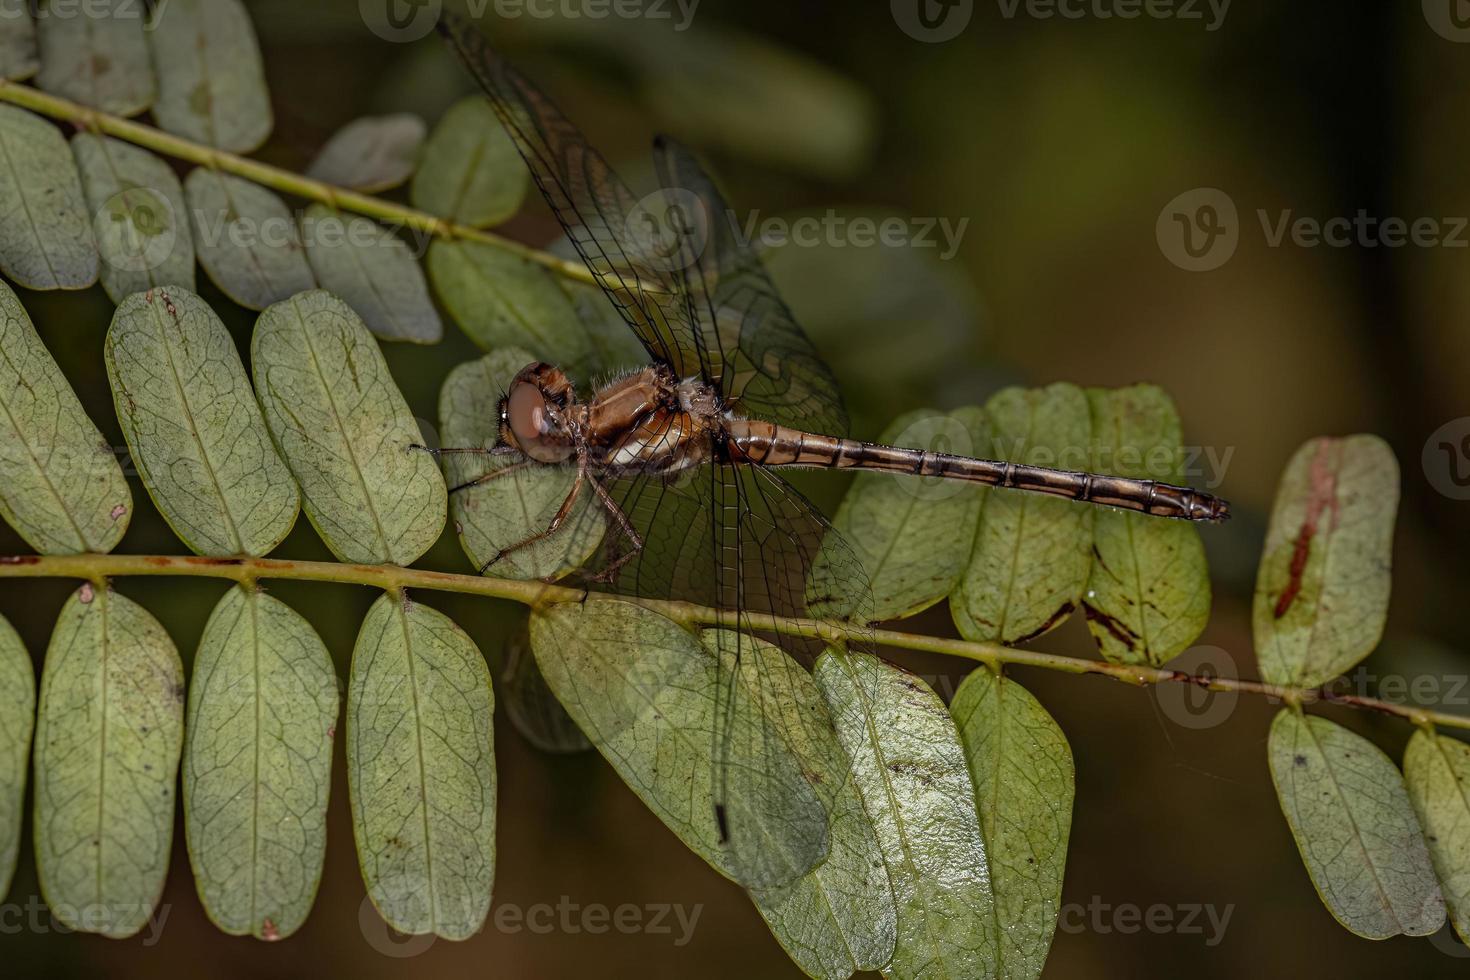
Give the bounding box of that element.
[0,80,598,288]
[3,552,1463,731]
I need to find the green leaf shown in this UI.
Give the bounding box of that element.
[0,279,131,554]
[0,612,33,901]
[1083,385,1210,666]
[734,632,895,979]
[35,0,153,116]
[410,96,527,227]
[437,348,604,579]
[33,584,184,938]
[347,591,495,940]
[185,168,316,310]
[831,408,987,622]
[72,133,195,302]
[0,1,38,81]
[305,113,425,193]
[146,0,271,152]
[1267,709,1443,939]
[497,616,590,754]
[952,384,1092,646]
[252,290,445,565]
[951,667,1073,980]
[1404,729,1470,944]
[106,287,299,557]
[428,240,596,376]
[301,204,442,344]
[1254,435,1399,688]
[0,105,98,290]
[814,651,997,979]
[184,585,338,940]
[529,601,834,890]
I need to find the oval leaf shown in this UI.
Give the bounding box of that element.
[0,105,98,290]
[1083,385,1210,667]
[0,612,33,900]
[347,591,495,940]
[34,585,183,938]
[951,667,1073,980]
[73,133,196,302]
[305,113,425,193]
[301,204,442,344]
[831,407,987,621]
[35,0,153,115]
[252,290,444,565]
[952,383,1092,646]
[1405,729,1470,944]
[106,287,299,557]
[438,348,603,579]
[0,1,38,81]
[185,168,316,310]
[1268,709,1443,938]
[410,96,527,227]
[497,616,590,754]
[0,280,131,553]
[814,650,997,979]
[146,0,271,152]
[1255,435,1399,688]
[184,585,338,940]
[428,240,595,375]
[528,601,836,890]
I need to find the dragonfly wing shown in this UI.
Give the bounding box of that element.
[654,137,850,438]
[574,463,874,888]
[436,12,702,378]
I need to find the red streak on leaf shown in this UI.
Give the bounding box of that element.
[1274,440,1342,619]
[1083,602,1138,652]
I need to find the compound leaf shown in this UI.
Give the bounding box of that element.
[1254,435,1399,688]
[146,0,271,152]
[347,591,495,939]
[0,104,97,290]
[411,96,526,227]
[302,204,442,344]
[0,280,131,553]
[305,113,425,192]
[186,168,315,310]
[106,286,298,557]
[33,585,184,938]
[35,0,153,116]
[252,290,446,565]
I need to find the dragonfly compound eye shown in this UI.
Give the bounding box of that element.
[506,381,574,463]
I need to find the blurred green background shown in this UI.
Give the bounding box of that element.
[4,0,1470,976]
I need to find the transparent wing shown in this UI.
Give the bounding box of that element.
[569,462,874,887]
[437,13,848,436]
[654,137,849,436]
[436,12,703,378]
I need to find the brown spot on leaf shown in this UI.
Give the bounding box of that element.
[1082,602,1138,652]
[261,918,279,942]
[1274,440,1343,619]
[78,583,94,604]
[1014,602,1075,644]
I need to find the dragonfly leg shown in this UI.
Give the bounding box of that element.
[448,459,536,494]
[585,475,644,585]
[477,462,586,574]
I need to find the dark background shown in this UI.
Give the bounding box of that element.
[4,0,1470,976]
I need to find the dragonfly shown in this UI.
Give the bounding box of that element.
[432,12,1229,890]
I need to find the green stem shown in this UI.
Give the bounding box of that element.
[0,80,598,287]
[3,552,1464,732]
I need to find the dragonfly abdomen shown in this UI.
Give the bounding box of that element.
[726,419,1229,522]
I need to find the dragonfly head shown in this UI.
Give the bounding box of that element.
[498,362,577,464]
